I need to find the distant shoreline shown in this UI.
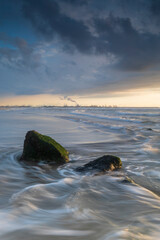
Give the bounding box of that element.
[0,105,159,109]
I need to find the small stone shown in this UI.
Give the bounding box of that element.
[146,128,153,131]
[76,155,122,173]
[121,177,134,184]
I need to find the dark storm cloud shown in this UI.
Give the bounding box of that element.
[1,0,160,98]
[60,0,88,5]
[22,0,94,54]
[150,0,160,20]
[21,0,160,71]
[1,0,160,72]
[94,14,160,71]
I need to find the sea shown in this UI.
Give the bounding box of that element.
[0,106,160,240]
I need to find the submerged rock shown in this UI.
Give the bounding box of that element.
[121,176,134,184]
[76,155,122,173]
[146,128,153,131]
[20,130,69,164]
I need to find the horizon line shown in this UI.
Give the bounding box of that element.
[0,105,159,108]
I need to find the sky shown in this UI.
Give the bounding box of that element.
[0,0,160,107]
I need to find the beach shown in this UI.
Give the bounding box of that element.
[0,106,160,240]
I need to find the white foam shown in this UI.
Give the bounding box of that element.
[34,227,93,236]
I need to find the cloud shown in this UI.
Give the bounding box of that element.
[94,14,160,71]
[150,0,160,21]
[21,0,160,72]
[22,0,95,54]
[60,0,88,5]
[0,33,41,70]
[1,0,160,98]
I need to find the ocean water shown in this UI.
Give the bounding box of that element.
[0,106,160,240]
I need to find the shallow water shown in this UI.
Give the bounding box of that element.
[0,106,160,240]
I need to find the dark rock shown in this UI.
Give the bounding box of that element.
[20,130,69,164]
[121,177,134,184]
[76,155,122,173]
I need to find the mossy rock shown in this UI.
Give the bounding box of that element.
[20,130,69,164]
[76,155,122,173]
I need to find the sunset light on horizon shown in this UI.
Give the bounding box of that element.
[0,89,160,107]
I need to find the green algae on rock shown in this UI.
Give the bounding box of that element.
[20,130,69,164]
[76,155,122,173]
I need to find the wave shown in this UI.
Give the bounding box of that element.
[70,111,142,123]
[117,111,160,117]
